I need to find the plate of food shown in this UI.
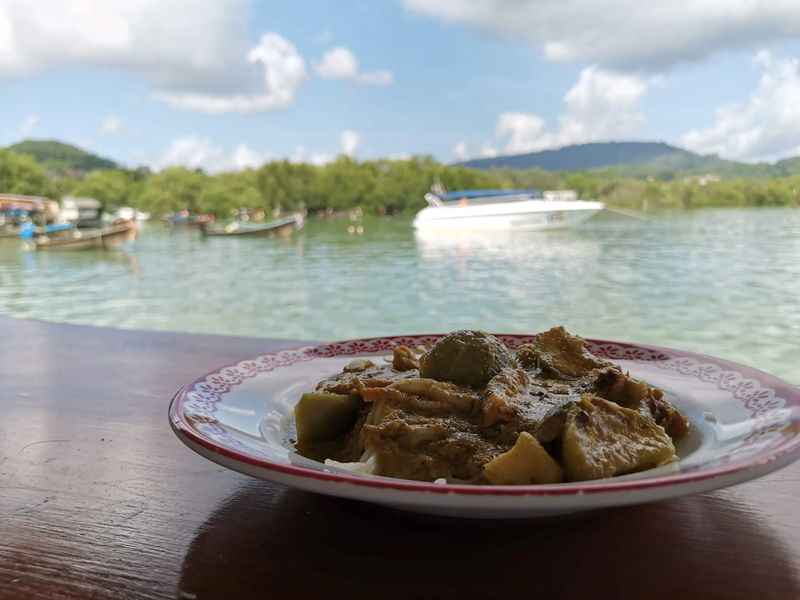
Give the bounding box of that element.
[169,327,800,518]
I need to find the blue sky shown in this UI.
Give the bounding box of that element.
[2,1,800,171]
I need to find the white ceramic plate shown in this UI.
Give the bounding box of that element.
[169,335,800,519]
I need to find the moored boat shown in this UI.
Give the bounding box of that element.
[165,211,214,228]
[1,194,63,237]
[0,226,21,239]
[34,229,104,250]
[412,187,604,231]
[114,206,151,222]
[200,214,304,238]
[100,220,138,247]
[61,196,104,228]
[34,220,137,251]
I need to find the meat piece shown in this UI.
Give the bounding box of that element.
[516,326,609,379]
[482,367,529,426]
[343,358,376,373]
[593,368,650,407]
[358,379,505,481]
[561,395,676,481]
[361,378,482,416]
[392,345,420,371]
[390,378,481,413]
[316,363,418,395]
[642,392,690,440]
[482,367,577,443]
[592,367,689,441]
[362,407,505,482]
[420,330,517,388]
[484,432,563,485]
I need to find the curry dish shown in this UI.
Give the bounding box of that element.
[294,327,689,484]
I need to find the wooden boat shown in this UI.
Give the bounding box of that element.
[34,220,137,251]
[0,226,21,239]
[100,220,138,248]
[201,214,303,238]
[34,229,103,250]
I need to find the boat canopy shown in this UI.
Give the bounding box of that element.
[437,189,541,202]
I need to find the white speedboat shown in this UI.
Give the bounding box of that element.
[412,188,604,231]
[114,206,151,222]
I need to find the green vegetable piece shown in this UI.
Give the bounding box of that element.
[419,330,516,389]
[294,392,361,444]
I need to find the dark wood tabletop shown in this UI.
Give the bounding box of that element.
[1,315,799,600]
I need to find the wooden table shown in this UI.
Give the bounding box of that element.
[1,316,799,599]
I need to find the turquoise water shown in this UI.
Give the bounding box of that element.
[1,208,798,383]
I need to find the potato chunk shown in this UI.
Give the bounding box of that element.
[295,392,361,444]
[516,326,608,379]
[561,395,676,481]
[484,432,563,485]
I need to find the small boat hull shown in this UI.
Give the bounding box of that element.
[101,221,138,247]
[34,221,136,250]
[201,215,303,238]
[35,231,103,250]
[413,200,604,231]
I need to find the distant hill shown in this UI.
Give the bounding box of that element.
[455,141,800,179]
[458,142,693,171]
[774,155,800,174]
[6,139,118,174]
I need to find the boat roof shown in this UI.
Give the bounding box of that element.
[62,196,102,209]
[438,189,541,201]
[0,194,58,214]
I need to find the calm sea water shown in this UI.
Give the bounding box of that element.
[1,208,798,383]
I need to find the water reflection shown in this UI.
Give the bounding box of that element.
[414,227,601,262]
[177,480,800,598]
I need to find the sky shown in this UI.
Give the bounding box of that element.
[3,0,800,172]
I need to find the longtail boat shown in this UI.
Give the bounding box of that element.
[200,214,303,238]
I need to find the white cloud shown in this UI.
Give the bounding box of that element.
[496,112,548,154]
[154,137,223,171]
[0,3,310,114]
[557,67,647,144]
[154,33,307,114]
[358,70,394,86]
[290,131,361,164]
[19,114,39,137]
[230,144,267,170]
[453,141,468,160]
[153,136,270,173]
[100,115,123,135]
[681,51,800,162]
[404,0,800,70]
[316,47,393,86]
[491,67,648,155]
[317,48,357,78]
[311,154,333,166]
[0,1,251,91]
[290,146,333,166]
[340,130,361,156]
[451,67,648,160]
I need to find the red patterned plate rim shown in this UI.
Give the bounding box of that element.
[169,334,800,497]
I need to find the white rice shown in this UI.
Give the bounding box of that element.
[324,453,377,475]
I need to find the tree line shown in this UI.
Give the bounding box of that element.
[1,149,798,220]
